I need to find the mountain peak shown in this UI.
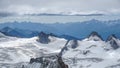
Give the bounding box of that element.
[38,32,50,44]
[107,34,117,41]
[87,31,103,41]
[107,34,119,49]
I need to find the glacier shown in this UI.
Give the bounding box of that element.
[0,31,120,68]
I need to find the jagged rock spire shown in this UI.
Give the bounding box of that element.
[88,31,103,41]
[107,34,119,49]
[38,31,50,44]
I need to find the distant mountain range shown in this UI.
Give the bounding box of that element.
[0,27,39,38]
[0,19,120,40]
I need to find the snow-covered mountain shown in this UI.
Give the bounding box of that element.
[12,32,120,68]
[1,31,120,68]
[106,35,120,50]
[87,31,103,41]
[60,32,120,68]
[0,32,67,68]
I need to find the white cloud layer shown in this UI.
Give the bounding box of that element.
[0,0,120,15]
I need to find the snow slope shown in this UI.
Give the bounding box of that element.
[0,34,67,68]
[61,38,120,68]
[1,32,120,68]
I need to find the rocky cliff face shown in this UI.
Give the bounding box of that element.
[1,31,120,68]
[21,54,68,68]
[107,34,119,49]
[87,31,103,41]
[37,32,50,44]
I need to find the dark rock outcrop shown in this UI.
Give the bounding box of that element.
[57,55,68,68]
[107,34,117,41]
[88,31,103,41]
[69,40,78,49]
[59,40,69,56]
[38,32,50,44]
[25,54,68,68]
[107,34,119,49]
[59,40,78,56]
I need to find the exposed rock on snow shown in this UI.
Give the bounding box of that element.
[21,54,68,68]
[37,32,50,44]
[87,31,103,41]
[107,34,119,49]
[1,31,120,68]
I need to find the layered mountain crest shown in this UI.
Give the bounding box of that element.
[107,34,119,49]
[87,31,103,41]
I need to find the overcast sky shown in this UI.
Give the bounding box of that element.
[0,0,120,15]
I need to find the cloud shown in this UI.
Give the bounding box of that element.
[0,0,120,16]
[0,12,17,17]
[109,9,120,15]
